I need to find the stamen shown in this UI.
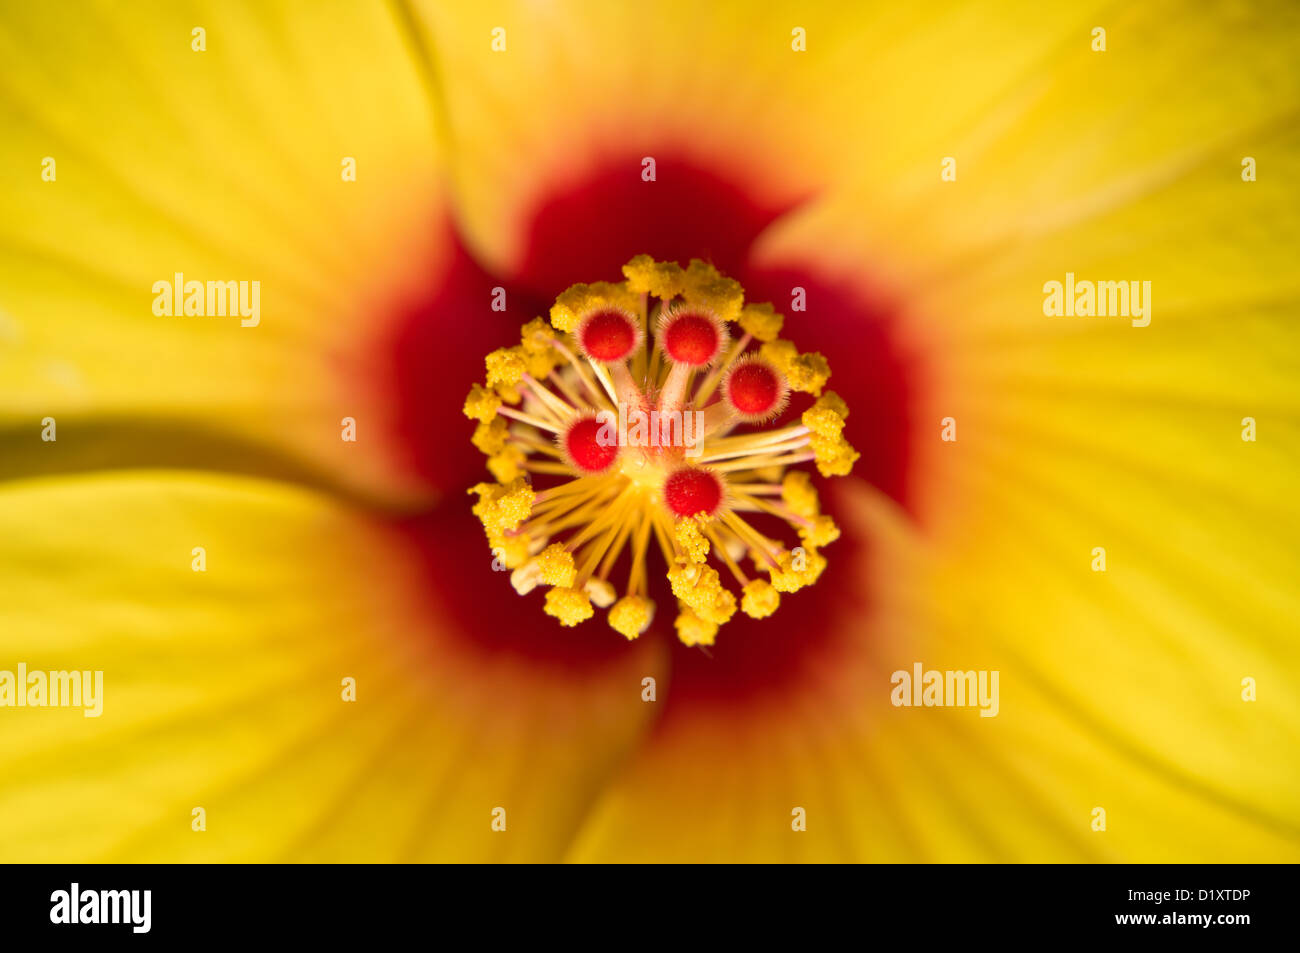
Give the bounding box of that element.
[498,405,561,434]
[465,256,857,646]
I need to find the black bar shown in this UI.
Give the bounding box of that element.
[0,863,1283,940]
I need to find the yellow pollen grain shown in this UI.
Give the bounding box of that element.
[536,543,577,587]
[674,608,718,647]
[668,563,736,625]
[526,349,560,379]
[781,470,820,519]
[488,529,532,569]
[469,478,535,535]
[767,559,805,593]
[737,302,784,342]
[486,347,527,387]
[812,390,849,420]
[760,339,831,396]
[667,562,712,609]
[810,433,860,477]
[550,281,641,333]
[698,588,737,625]
[494,382,523,405]
[608,595,654,640]
[767,548,828,592]
[623,254,685,299]
[802,395,848,440]
[463,383,502,423]
[544,586,594,626]
[682,259,744,323]
[519,317,561,378]
[741,578,780,619]
[804,548,829,585]
[759,339,797,374]
[488,446,528,483]
[520,316,556,353]
[471,417,510,455]
[798,513,840,548]
[674,516,711,564]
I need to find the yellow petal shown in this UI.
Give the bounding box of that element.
[0,473,665,861]
[569,482,1300,860]
[405,0,844,279]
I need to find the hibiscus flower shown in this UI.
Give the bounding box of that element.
[1,0,1297,862]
